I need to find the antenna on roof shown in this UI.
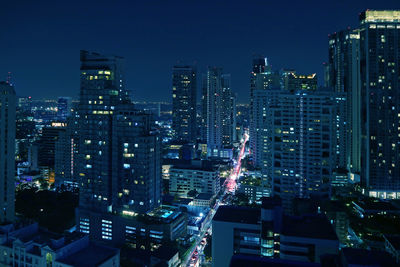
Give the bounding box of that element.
[6,72,12,85]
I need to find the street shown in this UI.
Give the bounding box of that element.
[184,131,249,267]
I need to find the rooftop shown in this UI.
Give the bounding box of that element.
[230,254,320,267]
[57,243,119,267]
[361,10,400,23]
[195,193,214,200]
[213,206,260,225]
[282,214,338,241]
[146,205,182,223]
[341,247,396,266]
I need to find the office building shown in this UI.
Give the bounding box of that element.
[169,160,220,198]
[255,89,336,212]
[0,222,120,267]
[68,51,163,244]
[328,28,361,173]
[57,96,72,121]
[328,10,400,198]
[202,67,236,156]
[284,73,318,91]
[0,81,16,223]
[212,198,339,267]
[172,65,197,142]
[249,56,280,167]
[55,116,79,187]
[38,124,66,170]
[359,10,400,198]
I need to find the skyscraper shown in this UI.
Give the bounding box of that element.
[172,65,197,142]
[329,10,400,198]
[249,56,280,167]
[256,89,335,212]
[0,81,16,223]
[328,28,361,173]
[74,51,161,243]
[57,97,72,121]
[202,67,236,156]
[359,10,400,198]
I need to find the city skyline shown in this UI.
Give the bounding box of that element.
[2,4,400,267]
[1,1,399,102]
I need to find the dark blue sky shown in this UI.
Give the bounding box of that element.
[1,0,399,102]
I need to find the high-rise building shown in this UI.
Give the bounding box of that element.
[38,124,66,170]
[0,81,16,223]
[72,51,162,243]
[328,29,361,173]
[284,72,318,91]
[202,67,236,156]
[329,10,400,198]
[57,97,72,121]
[255,89,336,212]
[249,56,280,167]
[359,10,400,198]
[172,65,197,142]
[55,115,79,187]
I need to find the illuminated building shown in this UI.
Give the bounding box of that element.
[284,72,317,91]
[329,10,400,198]
[63,51,164,244]
[172,65,197,142]
[202,67,236,157]
[359,10,400,198]
[328,28,361,174]
[0,81,16,223]
[255,89,336,212]
[249,56,280,167]
[57,96,72,121]
[38,125,66,171]
[212,199,339,267]
[169,160,220,198]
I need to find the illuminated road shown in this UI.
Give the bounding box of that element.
[184,131,249,267]
[226,132,249,193]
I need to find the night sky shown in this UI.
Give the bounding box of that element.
[1,0,399,102]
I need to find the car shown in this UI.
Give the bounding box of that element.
[191,256,197,261]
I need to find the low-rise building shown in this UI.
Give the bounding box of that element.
[0,222,119,267]
[192,193,215,207]
[212,198,339,267]
[169,160,220,198]
[238,176,270,204]
[78,205,187,248]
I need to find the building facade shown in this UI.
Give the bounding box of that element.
[0,81,16,223]
[0,223,120,267]
[172,65,197,142]
[249,56,280,167]
[202,67,236,156]
[255,89,336,212]
[57,97,72,122]
[169,161,220,198]
[212,199,339,267]
[328,10,400,198]
[359,10,400,198]
[328,29,361,173]
[68,51,162,244]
